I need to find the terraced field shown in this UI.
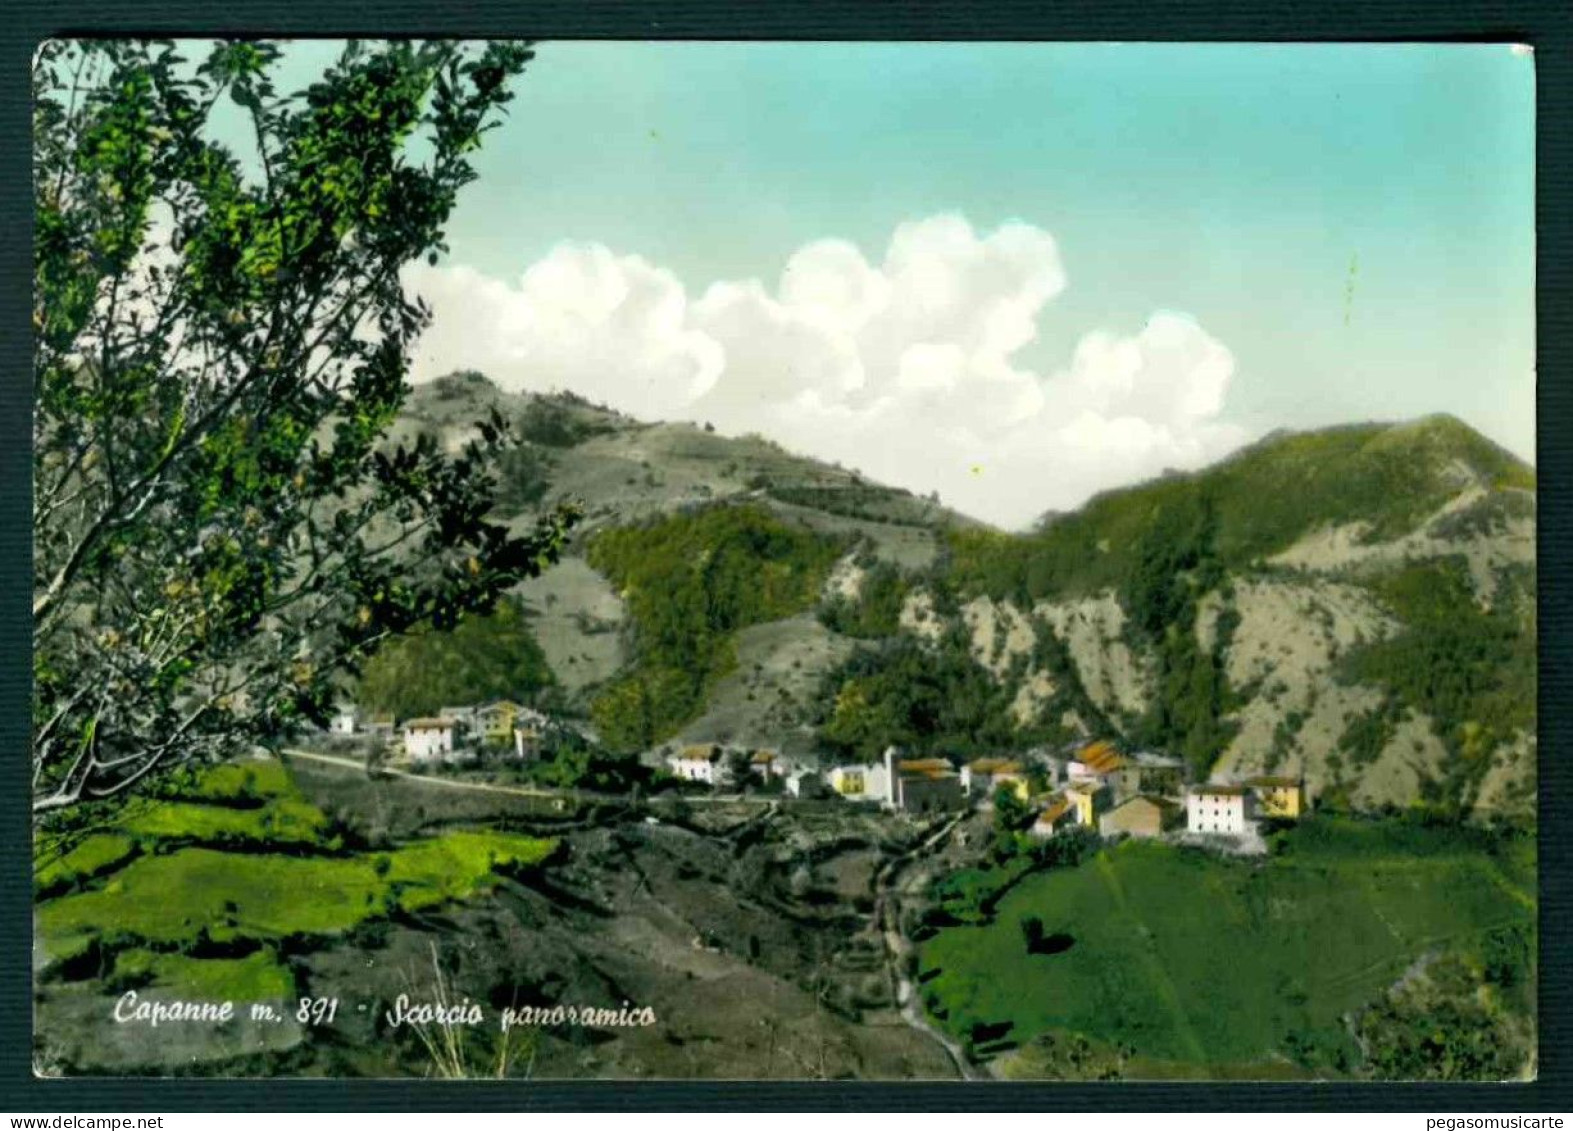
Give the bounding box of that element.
[33,758,557,1072]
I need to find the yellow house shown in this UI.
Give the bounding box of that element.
[1063,779,1112,827]
[1029,795,1077,838]
[829,765,870,797]
[474,700,523,746]
[1246,775,1304,819]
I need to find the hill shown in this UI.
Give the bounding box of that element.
[925,415,1536,815]
[918,818,1536,1079]
[389,372,979,756]
[388,376,1536,817]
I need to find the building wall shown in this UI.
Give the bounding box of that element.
[1065,783,1110,827]
[405,728,453,762]
[1186,792,1249,834]
[1255,785,1302,818]
[1102,800,1170,838]
[669,758,718,785]
[895,775,964,815]
[513,727,542,761]
[964,770,1029,804]
[830,764,891,805]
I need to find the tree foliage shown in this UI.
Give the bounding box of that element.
[1121,493,1238,777]
[1341,558,1535,782]
[354,594,555,719]
[945,416,1534,607]
[586,504,844,750]
[818,628,1019,761]
[33,39,576,812]
[818,558,910,639]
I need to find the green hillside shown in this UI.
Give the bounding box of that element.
[918,818,1535,1079]
[946,415,1534,605]
[34,761,557,1004]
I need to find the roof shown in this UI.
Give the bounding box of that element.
[477,699,523,715]
[1191,782,1251,797]
[676,744,722,763]
[898,758,953,774]
[1065,778,1110,796]
[967,758,1023,775]
[405,718,452,730]
[1116,794,1181,814]
[1036,797,1074,824]
[1074,741,1125,774]
[1245,775,1301,789]
[901,766,958,782]
[750,750,777,764]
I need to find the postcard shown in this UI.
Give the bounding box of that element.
[31,39,1536,1081]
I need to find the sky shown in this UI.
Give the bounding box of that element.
[259,41,1535,530]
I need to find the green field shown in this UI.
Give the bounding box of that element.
[917,819,1535,1076]
[34,760,557,1004]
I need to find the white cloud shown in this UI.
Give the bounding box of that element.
[404,214,1248,529]
[408,247,721,422]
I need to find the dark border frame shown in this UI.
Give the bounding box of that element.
[2,0,1567,1112]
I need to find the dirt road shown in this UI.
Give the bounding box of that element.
[284,747,777,807]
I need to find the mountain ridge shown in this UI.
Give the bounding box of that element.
[392,373,1536,818]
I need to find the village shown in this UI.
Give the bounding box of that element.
[663,736,1304,846]
[323,700,1305,846]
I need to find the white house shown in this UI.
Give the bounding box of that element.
[747,749,782,782]
[1029,795,1078,839]
[404,718,457,763]
[781,762,816,797]
[826,756,893,806]
[1186,782,1255,835]
[330,704,359,736]
[667,744,731,787]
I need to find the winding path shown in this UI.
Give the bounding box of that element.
[283,747,777,806]
[871,811,980,1080]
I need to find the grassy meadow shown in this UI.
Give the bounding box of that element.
[916,818,1535,1078]
[34,759,557,1010]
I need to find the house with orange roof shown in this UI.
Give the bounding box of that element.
[1068,740,1143,800]
[1028,795,1078,838]
[748,748,780,783]
[883,749,964,815]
